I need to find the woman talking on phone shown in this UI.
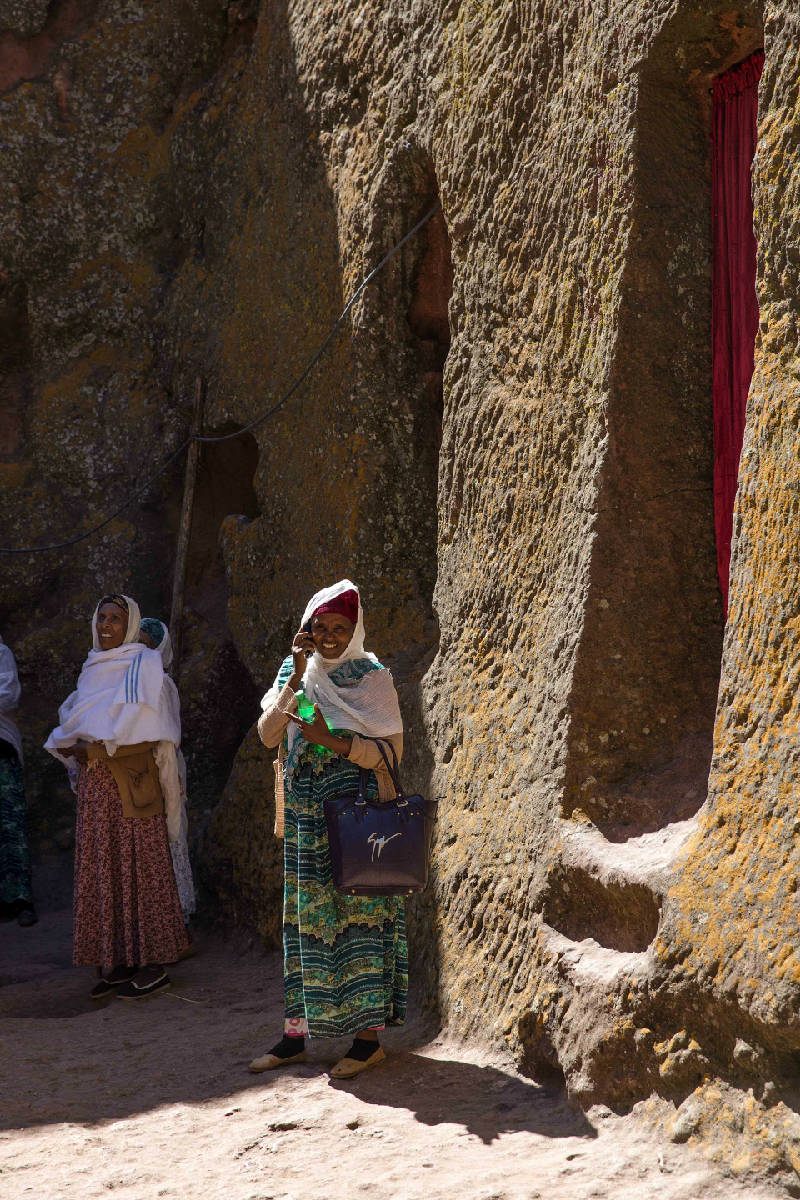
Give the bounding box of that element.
[250,579,405,1079]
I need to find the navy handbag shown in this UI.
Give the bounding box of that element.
[323,737,437,896]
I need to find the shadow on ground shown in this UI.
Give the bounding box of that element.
[0,865,594,1146]
[328,1051,595,1143]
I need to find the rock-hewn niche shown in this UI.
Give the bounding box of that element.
[561,5,764,839]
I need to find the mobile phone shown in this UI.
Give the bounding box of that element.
[302,619,313,635]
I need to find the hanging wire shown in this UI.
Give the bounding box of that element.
[0,201,441,554]
[0,440,193,555]
[195,201,440,445]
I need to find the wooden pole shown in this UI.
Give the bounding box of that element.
[169,377,204,679]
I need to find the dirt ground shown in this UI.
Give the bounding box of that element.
[0,866,785,1200]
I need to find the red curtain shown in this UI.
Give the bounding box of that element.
[712,49,764,616]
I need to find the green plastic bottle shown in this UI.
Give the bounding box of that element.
[295,690,316,722]
[295,690,330,756]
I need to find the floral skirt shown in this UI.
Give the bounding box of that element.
[283,750,408,1038]
[0,753,32,915]
[73,762,189,969]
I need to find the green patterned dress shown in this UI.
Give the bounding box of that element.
[276,654,408,1038]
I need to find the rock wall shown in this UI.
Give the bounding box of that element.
[3,0,800,1186]
[0,0,263,851]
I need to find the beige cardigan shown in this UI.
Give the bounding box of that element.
[257,680,403,837]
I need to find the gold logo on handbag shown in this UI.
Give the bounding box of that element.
[367,831,402,862]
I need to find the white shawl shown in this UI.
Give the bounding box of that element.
[159,625,174,670]
[44,595,181,766]
[0,636,23,763]
[141,617,183,843]
[260,579,403,761]
[142,618,173,670]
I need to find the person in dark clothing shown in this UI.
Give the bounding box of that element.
[0,633,36,927]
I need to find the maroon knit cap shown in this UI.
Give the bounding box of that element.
[311,588,358,625]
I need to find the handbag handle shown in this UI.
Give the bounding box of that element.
[360,735,405,800]
[354,765,370,814]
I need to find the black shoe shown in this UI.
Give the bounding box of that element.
[17,906,37,928]
[116,969,171,999]
[90,965,137,999]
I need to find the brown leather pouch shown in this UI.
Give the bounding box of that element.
[88,741,164,818]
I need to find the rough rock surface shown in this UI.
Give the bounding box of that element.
[2,0,800,1188]
[0,0,258,853]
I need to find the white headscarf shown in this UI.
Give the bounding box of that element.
[44,595,180,761]
[139,618,180,734]
[158,625,173,671]
[136,617,184,843]
[260,580,403,761]
[140,618,173,671]
[0,634,23,763]
[91,594,142,649]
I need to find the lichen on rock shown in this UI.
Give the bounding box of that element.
[2,0,800,1189]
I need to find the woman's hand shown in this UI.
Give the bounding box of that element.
[68,740,91,766]
[288,626,315,689]
[288,704,352,757]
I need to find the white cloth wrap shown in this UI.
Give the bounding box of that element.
[145,619,173,670]
[259,579,403,766]
[159,627,173,671]
[44,596,184,841]
[44,644,179,758]
[0,637,23,763]
[147,621,191,859]
[169,745,196,919]
[152,738,182,844]
[170,834,196,920]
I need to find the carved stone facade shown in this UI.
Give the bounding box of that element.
[2,0,800,1183]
